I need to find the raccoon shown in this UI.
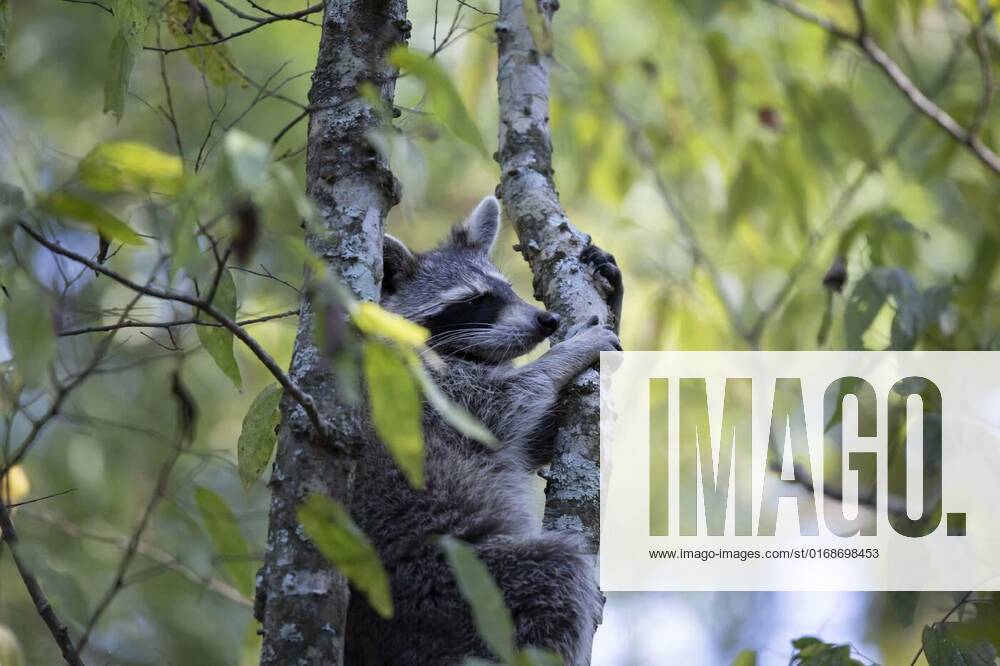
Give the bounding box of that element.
[345,196,622,665]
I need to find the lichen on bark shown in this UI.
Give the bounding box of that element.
[256,1,407,664]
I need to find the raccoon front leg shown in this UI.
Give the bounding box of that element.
[497,319,620,466]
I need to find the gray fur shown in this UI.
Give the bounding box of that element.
[345,197,620,665]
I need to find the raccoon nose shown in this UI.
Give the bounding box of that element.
[536,311,560,335]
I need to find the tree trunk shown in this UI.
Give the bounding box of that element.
[497,0,609,551]
[256,1,407,664]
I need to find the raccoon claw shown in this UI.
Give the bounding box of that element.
[581,244,623,333]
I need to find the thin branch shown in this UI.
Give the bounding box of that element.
[17,223,333,443]
[59,309,299,337]
[58,0,112,15]
[910,591,975,665]
[764,0,1000,175]
[0,502,87,666]
[146,3,323,54]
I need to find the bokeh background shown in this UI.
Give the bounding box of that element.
[1,0,997,663]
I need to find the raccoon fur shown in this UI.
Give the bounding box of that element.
[345,196,622,665]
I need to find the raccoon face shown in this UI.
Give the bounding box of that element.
[380,196,560,363]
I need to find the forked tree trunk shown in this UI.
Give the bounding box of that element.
[497,0,612,658]
[256,1,407,663]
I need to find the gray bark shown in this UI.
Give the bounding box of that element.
[256,1,407,664]
[496,0,612,553]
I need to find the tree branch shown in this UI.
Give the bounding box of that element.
[0,502,87,666]
[17,223,332,443]
[145,4,323,54]
[765,0,1000,175]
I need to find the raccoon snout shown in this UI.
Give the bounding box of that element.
[536,311,560,336]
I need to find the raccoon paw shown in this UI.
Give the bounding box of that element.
[581,244,623,331]
[570,320,622,354]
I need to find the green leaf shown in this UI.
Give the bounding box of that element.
[78,142,185,195]
[237,383,283,487]
[439,536,516,664]
[164,0,239,87]
[388,47,488,157]
[516,648,564,666]
[195,487,256,598]
[522,0,553,56]
[0,0,10,61]
[5,279,55,387]
[923,624,997,666]
[790,636,864,665]
[298,494,393,618]
[103,32,136,121]
[819,87,877,167]
[102,0,153,120]
[37,192,143,246]
[844,270,887,350]
[196,269,243,389]
[731,650,757,666]
[889,591,920,627]
[362,339,424,487]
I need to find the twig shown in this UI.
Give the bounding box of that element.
[764,0,1000,175]
[59,309,299,337]
[18,223,333,444]
[146,4,323,54]
[0,502,87,666]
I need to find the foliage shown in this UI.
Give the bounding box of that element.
[0,0,997,663]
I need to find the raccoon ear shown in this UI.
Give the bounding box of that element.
[382,234,417,293]
[451,196,500,255]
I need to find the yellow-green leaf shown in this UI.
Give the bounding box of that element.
[522,0,553,56]
[78,142,185,195]
[5,279,55,387]
[362,339,424,487]
[103,32,135,121]
[731,650,757,666]
[439,536,516,664]
[223,130,271,192]
[0,625,24,666]
[38,193,143,246]
[197,269,243,389]
[298,494,393,618]
[195,487,255,598]
[237,383,283,487]
[164,0,239,87]
[353,301,429,347]
[388,47,488,158]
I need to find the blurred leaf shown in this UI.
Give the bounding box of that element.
[353,301,429,347]
[0,625,24,666]
[705,31,737,127]
[923,624,997,666]
[197,269,243,389]
[389,47,488,157]
[818,87,877,167]
[731,650,757,666]
[5,279,55,387]
[362,339,424,487]
[103,0,153,119]
[889,591,920,627]
[78,142,185,195]
[516,648,564,665]
[38,193,143,246]
[0,0,8,61]
[407,354,497,448]
[164,0,239,87]
[790,636,864,665]
[439,536,516,664]
[237,383,282,487]
[195,487,256,598]
[0,182,25,223]
[0,465,30,505]
[223,130,271,193]
[171,369,198,441]
[522,0,553,56]
[298,494,393,618]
